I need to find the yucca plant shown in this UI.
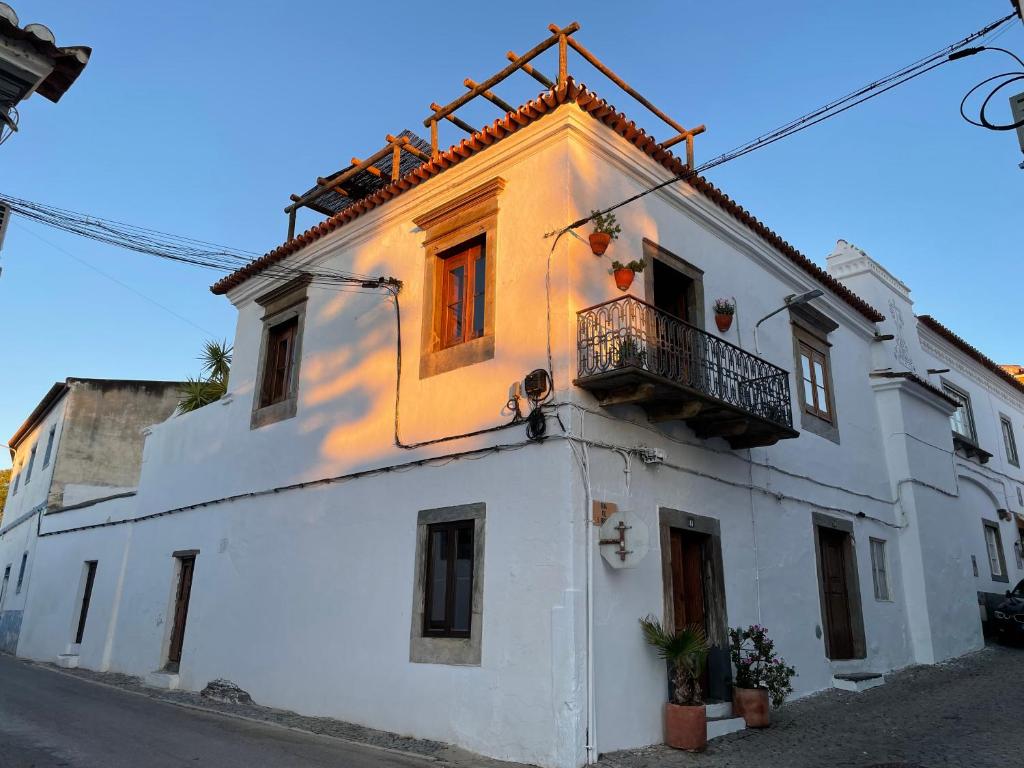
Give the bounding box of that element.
[178,340,232,413]
[640,616,709,706]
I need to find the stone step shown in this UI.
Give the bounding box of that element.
[833,672,885,692]
[55,654,79,669]
[704,700,733,719]
[707,716,746,740]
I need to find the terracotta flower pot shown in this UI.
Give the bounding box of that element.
[714,312,734,332]
[733,687,770,728]
[664,703,707,752]
[613,268,635,292]
[589,232,612,256]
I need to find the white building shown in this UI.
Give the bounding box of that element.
[0,378,180,654]
[3,31,1023,768]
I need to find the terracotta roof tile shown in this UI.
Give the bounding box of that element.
[211,80,884,323]
[918,315,1024,397]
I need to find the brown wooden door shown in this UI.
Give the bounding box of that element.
[670,529,709,694]
[167,556,195,666]
[819,529,854,659]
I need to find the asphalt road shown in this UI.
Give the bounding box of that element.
[0,654,437,768]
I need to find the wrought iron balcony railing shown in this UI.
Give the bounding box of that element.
[576,296,797,446]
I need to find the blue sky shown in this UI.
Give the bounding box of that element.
[2,1,1021,467]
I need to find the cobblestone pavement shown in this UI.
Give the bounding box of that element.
[603,643,1024,768]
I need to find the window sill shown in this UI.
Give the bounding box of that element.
[991,572,1010,584]
[952,434,992,464]
[410,634,481,666]
[799,410,840,444]
[251,396,298,430]
[419,334,494,379]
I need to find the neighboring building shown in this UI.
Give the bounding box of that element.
[0,378,181,654]
[2,29,1022,768]
[0,2,90,144]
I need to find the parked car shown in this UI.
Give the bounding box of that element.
[993,580,1024,644]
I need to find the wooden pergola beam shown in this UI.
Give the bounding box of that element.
[556,29,704,165]
[464,78,515,113]
[426,22,578,128]
[429,103,477,135]
[286,139,399,213]
[506,50,553,88]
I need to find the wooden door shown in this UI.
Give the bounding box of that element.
[74,561,97,644]
[652,261,697,385]
[670,529,709,694]
[819,529,854,659]
[167,556,195,666]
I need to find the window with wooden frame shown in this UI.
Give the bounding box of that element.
[790,315,838,442]
[260,317,298,407]
[942,382,976,442]
[423,519,475,638]
[409,503,485,665]
[798,342,832,421]
[869,538,891,601]
[25,445,36,485]
[415,177,503,379]
[15,551,27,594]
[1001,415,1019,468]
[251,275,309,429]
[42,426,56,468]
[984,522,1008,581]
[438,237,487,350]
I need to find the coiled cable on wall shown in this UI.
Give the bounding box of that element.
[951,46,1024,132]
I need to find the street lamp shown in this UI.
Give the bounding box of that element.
[753,289,824,354]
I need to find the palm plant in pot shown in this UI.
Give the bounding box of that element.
[728,624,796,728]
[640,616,709,752]
[589,210,621,255]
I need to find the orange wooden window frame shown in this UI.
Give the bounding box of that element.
[438,238,486,349]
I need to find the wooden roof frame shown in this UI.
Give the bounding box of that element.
[284,21,705,239]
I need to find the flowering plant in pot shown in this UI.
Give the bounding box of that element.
[712,297,736,333]
[640,616,709,752]
[588,210,621,255]
[610,259,645,292]
[728,625,796,728]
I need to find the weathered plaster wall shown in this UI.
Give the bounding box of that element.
[49,380,181,507]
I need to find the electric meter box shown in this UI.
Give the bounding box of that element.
[1011,90,1024,154]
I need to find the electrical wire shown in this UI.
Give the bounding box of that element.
[545,12,1018,242]
[953,46,1024,131]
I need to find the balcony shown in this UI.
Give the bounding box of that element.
[575,296,798,449]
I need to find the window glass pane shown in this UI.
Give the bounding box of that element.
[428,529,449,625]
[452,526,474,633]
[986,527,1002,576]
[1002,418,1019,465]
[472,253,486,339]
[800,352,812,381]
[870,540,889,600]
[446,264,466,343]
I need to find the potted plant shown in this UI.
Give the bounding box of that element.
[640,616,709,752]
[728,625,796,728]
[614,335,647,369]
[712,297,736,333]
[589,210,621,255]
[611,259,645,292]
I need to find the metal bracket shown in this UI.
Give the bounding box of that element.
[599,520,633,562]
